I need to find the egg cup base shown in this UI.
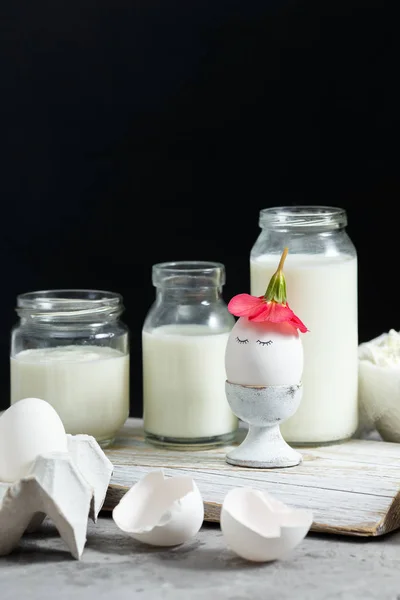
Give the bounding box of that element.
[225,381,303,468]
[226,426,302,468]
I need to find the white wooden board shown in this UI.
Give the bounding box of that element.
[102,419,400,537]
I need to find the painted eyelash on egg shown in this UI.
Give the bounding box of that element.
[256,340,273,346]
[235,337,249,344]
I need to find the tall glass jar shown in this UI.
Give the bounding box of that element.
[10,289,130,447]
[142,261,238,446]
[250,206,358,445]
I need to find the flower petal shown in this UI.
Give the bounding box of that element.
[228,294,308,332]
[287,313,309,333]
[285,303,309,333]
[249,301,309,333]
[227,294,265,317]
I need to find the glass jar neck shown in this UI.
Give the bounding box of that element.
[259,206,347,233]
[16,289,124,325]
[151,261,226,303]
[155,286,223,304]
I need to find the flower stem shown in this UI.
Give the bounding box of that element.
[264,247,289,303]
[278,247,289,271]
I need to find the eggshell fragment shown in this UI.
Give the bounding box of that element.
[112,470,204,546]
[0,398,68,483]
[225,318,303,386]
[220,487,313,562]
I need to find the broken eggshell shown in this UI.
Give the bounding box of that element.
[220,487,313,562]
[112,470,204,546]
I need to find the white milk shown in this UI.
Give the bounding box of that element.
[11,345,129,442]
[142,324,238,440]
[250,253,358,444]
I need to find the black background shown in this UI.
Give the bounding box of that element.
[2,0,399,416]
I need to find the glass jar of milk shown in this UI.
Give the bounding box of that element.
[250,206,358,445]
[142,261,238,446]
[10,289,130,447]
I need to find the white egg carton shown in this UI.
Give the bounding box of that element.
[0,433,113,560]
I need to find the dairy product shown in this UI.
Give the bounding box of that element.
[250,253,358,444]
[358,329,400,440]
[142,324,238,440]
[359,329,400,366]
[11,345,129,443]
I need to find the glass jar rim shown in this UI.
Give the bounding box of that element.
[16,289,123,320]
[259,206,347,230]
[152,261,226,288]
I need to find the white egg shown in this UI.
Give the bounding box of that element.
[112,470,204,546]
[0,398,68,483]
[225,317,303,386]
[220,487,313,562]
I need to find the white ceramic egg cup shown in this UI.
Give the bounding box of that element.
[225,381,303,468]
[0,435,113,559]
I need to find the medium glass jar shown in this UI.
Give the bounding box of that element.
[142,261,238,446]
[250,206,358,445]
[10,289,130,447]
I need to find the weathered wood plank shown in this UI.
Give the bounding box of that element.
[103,419,400,537]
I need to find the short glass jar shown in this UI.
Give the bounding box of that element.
[250,206,358,445]
[142,261,238,447]
[10,289,130,447]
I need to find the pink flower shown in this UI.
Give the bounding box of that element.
[228,293,309,333]
[227,247,309,333]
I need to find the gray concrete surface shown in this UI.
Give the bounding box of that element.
[1,514,400,600]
